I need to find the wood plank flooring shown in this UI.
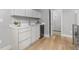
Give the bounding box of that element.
[26,34,75,50]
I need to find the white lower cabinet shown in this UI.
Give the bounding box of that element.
[10,24,40,50]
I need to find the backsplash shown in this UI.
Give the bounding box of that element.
[11,16,40,25]
[11,16,29,24]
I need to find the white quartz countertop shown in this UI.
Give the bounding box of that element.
[9,23,41,29]
[9,24,31,29]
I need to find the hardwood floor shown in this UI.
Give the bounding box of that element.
[26,34,75,50]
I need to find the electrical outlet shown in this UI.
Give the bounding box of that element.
[0,40,2,44]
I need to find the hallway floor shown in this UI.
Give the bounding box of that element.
[26,34,75,50]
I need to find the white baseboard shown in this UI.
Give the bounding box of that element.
[61,34,72,38]
[0,45,12,50]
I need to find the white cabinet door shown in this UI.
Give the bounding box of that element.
[32,10,41,18]
[31,26,37,44]
[11,9,41,18]
[77,13,79,25]
[36,25,40,40]
[19,38,31,49]
[10,29,19,50]
[38,12,41,18]
[32,10,37,18]
[31,25,40,44]
[26,9,41,18]
[25,9,29,16]
[26,9,33,17]
[18,27,31,42]
[10,9,15,15]
[19,31,31,42]
[12,9,26,16]
[27,10,37,18]
[36,11,41,18]
[18,28,31,49]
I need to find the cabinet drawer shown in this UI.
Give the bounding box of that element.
[19,38,31,49]
[19,31,31,42]
[19,27,31,32]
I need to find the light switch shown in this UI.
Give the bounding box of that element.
[0,19,3,23]
[0,40,2,44]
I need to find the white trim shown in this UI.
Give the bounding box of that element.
[61,10,63,34]
[0,45,12,50]
[61,34,72,38]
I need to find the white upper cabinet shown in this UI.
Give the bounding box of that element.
[11,9,15,15]
[26,9,41,18]
[32,10,41,18]
[14,9,26,16]
[11,9,41,18]
[26,9,33,17]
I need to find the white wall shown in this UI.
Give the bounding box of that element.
[61,10,76,37]
[40,9,49,37]
[75,10,79,25]
[0,9,12,49]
